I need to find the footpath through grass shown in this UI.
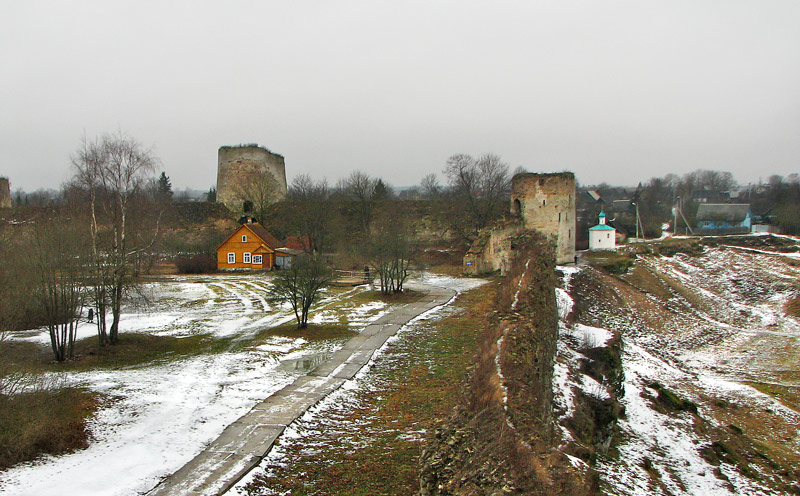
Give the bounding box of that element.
[0,282,395,473]
[240,281,496,496]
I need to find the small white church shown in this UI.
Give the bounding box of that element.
[589,210,616,251]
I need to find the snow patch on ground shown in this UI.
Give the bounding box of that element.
[0,272,477,496]
[0,350,304,496]
[412,272,487,293]
[308,300,389,327]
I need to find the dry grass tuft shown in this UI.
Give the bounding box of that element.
[784,294,800,318]
[0,386,99,470]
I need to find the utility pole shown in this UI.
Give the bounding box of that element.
[674,196,680,236]
[633,202,640,241]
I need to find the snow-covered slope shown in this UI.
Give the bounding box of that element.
[554,244,800,495]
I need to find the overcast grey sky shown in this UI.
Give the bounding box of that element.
[1,1,798,192]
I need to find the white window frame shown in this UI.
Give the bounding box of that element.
[253,255,263,265]
[227,252,236,264]
[243,252,251,264]
[241,235,247,242]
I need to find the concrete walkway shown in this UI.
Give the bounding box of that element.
[146,284,456,496]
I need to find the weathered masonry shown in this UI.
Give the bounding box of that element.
[216,144,288,212]
[0,177,11,209]
[510,172,576,264]
[464,172,576,274]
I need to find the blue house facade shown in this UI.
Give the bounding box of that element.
[695,203,752,235]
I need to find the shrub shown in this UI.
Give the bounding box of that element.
[655,239,704,257]
[0,386,98,469]
[175,254,216,274]
[600,257,634,274]
[647,382,698,413]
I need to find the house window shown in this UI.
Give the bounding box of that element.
[242,235,247,242]
[253,255,263,265]
[227,252,235,264]
[243,252,251,264]
[703,221,710,227]
[607,233,610,239]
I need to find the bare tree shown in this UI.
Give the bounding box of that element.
[420,173,441,198]
[370,218,414,295]
[342,170,378,233]
[287,174,332,253]
[443,153,510,241]
[0,288,29,396]
[271,257,331,329]
[72,131,159,345]
[231,171,281,225]
[29,219,87,361]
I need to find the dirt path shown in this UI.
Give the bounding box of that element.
[145,283,456,496]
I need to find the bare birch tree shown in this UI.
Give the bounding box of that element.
[71,131,159,345]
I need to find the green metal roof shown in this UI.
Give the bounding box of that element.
[589,224,616,231]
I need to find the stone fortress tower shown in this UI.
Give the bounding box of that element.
[216,144,288,212]
[464,171,576,274]
[510,172,576,264]
[0,177,11,209]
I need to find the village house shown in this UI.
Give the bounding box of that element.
[694,203,752,235]
[216,219,297,270]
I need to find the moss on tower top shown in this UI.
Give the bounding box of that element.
[219,144,283,158]
[512,171,575,183]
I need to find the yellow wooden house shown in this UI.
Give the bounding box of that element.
[217,221,285,270]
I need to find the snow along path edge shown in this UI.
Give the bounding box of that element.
[145,283,457,496]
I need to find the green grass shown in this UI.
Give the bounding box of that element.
[60,333,237,371]
[251,322,357,344]
[585,251,635,274]
[745,381,800,413]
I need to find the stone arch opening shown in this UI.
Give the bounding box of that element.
[512,198,521,216]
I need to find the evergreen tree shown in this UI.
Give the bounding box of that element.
[157,172,173,201]
[372,178,392,200]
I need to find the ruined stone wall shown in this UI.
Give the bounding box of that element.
[216,145,287,211]
[0,177,10,209]
[423,232,590,495]
[511,172,576,264]
[463,219,524,275]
